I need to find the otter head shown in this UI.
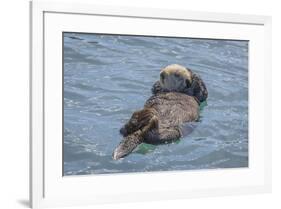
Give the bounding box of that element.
[159,64,208,102]
[159,64,192,92]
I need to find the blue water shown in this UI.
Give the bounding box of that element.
[63,33,248,175]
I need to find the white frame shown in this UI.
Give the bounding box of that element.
[30,1,272,208]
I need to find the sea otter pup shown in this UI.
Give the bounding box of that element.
[112,64,208,160]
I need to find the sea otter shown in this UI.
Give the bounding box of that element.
[112,64,208,160]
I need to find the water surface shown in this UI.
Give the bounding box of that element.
[63,33,248,175]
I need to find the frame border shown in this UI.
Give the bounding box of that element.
[30,1,272,208]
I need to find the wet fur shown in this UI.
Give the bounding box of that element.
[113,65,208,159]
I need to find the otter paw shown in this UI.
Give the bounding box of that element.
[141,116,158,133]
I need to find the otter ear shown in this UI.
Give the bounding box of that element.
[189,73,208,103]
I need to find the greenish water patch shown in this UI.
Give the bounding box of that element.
[135,143,156,154]
[135,139,182,155]
[200,100,208,111]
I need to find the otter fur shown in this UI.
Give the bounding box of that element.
[112,64,208,160]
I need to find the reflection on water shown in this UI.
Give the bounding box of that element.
[63,33,248,175]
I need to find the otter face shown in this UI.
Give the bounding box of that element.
[159,64,192,92]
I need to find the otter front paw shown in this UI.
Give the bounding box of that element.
[119,108,157,137]
[151,81,164,95]
[141,116,158,134]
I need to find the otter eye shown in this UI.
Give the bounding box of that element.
[160,72,165,80]
[186,79,191,88]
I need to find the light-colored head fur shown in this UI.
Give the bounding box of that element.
[159,64,192,92]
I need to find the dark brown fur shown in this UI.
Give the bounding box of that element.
[112,66,208,160]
